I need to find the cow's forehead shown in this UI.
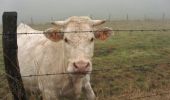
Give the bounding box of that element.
[64,20,94,40]
[65,22,92,31]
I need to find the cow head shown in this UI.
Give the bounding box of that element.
[44,16,112,75]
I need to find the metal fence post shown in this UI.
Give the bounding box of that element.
[2,12,27,100]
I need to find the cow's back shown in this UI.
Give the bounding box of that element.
[17,23,66,93]
[17,23,47,90]
[17,25,47,91]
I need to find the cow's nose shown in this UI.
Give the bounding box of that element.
[73,61,90,72]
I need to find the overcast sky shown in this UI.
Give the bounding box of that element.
[1,0,170,24]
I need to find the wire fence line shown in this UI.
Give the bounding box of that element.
[0,68,112,78]
[1,74,170,100]
[0,62,169,78]
[1,61,169,99]
[0,61,169,91]
[0,56,170,99]
[1,28,170,35]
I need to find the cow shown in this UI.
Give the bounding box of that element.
[17,16,112,100]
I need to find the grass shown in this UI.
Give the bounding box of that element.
[92,31,170,100]
[0,20,170,100]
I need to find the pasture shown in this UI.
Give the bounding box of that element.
[0,20,170,100]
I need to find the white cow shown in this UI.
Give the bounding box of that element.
[17,16,112,100]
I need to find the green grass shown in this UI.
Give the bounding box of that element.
[1,20,170,100]
[92,31,170,99]
[91,20,170,100]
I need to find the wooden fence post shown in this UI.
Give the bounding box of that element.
[2,12,27,100]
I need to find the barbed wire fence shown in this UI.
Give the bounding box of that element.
[1,28,170,35]
[1,61,170,100]
[1,12,170,100]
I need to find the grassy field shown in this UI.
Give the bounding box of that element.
[0,20,170,100]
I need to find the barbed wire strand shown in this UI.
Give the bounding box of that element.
[1,28,170,35]
[0,62,169,78]
[0,68,111,78]
[0,62,170,100]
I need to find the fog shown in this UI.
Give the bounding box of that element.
[0,0,170,24]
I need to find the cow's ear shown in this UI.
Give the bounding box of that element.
[94,27,112,40]
[44,28,63,42]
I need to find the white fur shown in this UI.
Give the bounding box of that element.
[17,20,95,100]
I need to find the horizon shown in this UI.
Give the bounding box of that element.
[1,0,170,24]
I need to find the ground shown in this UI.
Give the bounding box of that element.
[0,20,170,100]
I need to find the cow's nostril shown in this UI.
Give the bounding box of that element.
[85,62,90,68]
[73,62,78,68]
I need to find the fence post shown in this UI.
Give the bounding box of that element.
[2,12,27,100]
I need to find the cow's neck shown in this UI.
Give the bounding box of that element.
[60,75,84,98]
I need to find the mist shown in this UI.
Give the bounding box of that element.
[1,0,170,24]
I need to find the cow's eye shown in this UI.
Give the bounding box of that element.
[64,38,68,43]
[90,38,94,42]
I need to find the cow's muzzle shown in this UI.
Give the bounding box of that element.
[72,60,91,74]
